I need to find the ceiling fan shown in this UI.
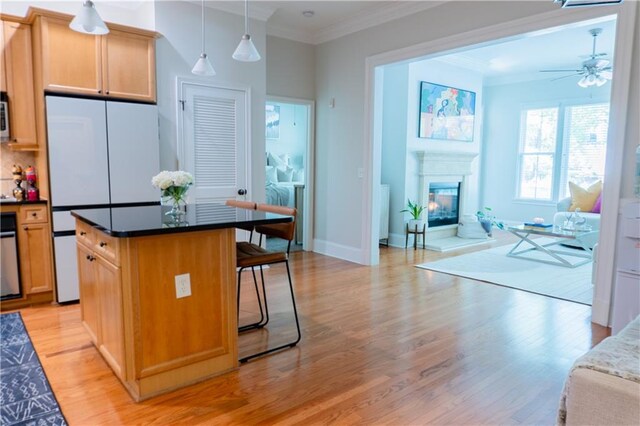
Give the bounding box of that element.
[540,27,612,88]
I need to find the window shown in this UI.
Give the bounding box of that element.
[516,102,609,201]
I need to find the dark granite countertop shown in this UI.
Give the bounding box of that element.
[71,203,292,237]
[0,199,48,207]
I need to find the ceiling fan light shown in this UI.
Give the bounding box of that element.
[595,75,608,86]
[232,35,261,62]
[578,76,590,88]
[192,53,216,76]
[69,0,109,35]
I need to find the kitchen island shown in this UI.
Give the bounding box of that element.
[71,204,292,401]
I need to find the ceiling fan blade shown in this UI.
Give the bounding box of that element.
[539,69,583,73]
[550,73,580,82]
[600,70,613,80]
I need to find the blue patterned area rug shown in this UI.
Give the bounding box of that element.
[1,312,67,426]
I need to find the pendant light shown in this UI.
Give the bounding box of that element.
[192,0,216,76]
[69,0,109,35]
[232,0,261,62]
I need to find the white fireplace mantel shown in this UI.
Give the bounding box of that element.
[415,150,479,237]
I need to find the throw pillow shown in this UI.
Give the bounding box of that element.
[265,166,278,184]
[267,152,288,169]
[569,181,602,212]
[277,166,294,183]
[591,193,602,213]
[293,168,305,182]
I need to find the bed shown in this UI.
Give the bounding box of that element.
[265,152,304,207]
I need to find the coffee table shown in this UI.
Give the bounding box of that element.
[506,225,597,268]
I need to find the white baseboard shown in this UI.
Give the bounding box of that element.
[385,232,406,248]
[313,239,365,264]
[591,296,611,326]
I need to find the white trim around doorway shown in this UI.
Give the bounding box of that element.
[266,95,316,252]
[362,3,637,327]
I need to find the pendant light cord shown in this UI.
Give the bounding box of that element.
[201,0,206,53]
[245,0,249,35]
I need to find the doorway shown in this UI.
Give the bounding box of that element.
[265,96,315,252]
[363,4,637,325]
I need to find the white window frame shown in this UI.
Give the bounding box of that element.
[515,97,609,203]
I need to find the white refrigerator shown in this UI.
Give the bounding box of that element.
[46,96,160,302]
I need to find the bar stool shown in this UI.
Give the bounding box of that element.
[236,204,301,363]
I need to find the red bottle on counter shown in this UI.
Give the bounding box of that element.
[27,183,39,201]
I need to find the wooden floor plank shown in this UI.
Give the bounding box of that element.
[10,231,607,425]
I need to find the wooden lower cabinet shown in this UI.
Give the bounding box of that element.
[18,222,53,294]
[75,220,238,401]
[77,241,124,380]
[77,243,100,345]
[95,255,125,379]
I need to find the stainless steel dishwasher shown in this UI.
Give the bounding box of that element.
[1,212,22,300]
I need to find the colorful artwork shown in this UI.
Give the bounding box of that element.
[266,104,280,139]
[418,82,476,142]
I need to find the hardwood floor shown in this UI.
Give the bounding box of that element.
[12,233,608,425]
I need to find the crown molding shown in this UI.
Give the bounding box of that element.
[187,1,276,22]
[312,1,447,45]
[267,24,316,45]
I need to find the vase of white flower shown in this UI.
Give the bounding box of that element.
[152,171,194,222]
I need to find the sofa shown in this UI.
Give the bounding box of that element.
[557,315,640,425]
[553,197,600,249]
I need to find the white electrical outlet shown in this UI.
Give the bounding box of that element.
[175,273,191,298]
[357,167,364,179]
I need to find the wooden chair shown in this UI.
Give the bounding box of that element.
[236,204,301,363]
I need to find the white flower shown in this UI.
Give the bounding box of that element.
[152,170,194,190]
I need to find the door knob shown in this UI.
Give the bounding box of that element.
[237,189,247,196]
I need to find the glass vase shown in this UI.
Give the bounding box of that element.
[161,186,188,223]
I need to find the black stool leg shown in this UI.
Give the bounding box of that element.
[239,259,302,363]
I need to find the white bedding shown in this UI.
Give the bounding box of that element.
[265,182,300,207]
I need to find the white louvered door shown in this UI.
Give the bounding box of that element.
[181,83,248,224]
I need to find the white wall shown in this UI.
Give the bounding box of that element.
[266,35,315,100]
[266,102,307,172]
[380,63,409,239]
[405,59,484,217]
[482,78,611,223]
[154,1,267,203]
[0,1,156,30]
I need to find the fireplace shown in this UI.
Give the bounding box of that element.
[427,182,460,228]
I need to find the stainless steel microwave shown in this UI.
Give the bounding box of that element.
[0,91,10,142]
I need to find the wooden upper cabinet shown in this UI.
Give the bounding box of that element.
[102,30,155,102]
[2,20,39,147]
[32,13,156,102]
[37,16,103,95]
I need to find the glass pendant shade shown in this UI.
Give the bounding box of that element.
[578,75,590,88]
[69,0,109,35]
[192,0,215,76]
[595,75,608,87]
[192,53,216,76]
[232,35,261,62]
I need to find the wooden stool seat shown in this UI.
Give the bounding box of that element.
[236,242,288,268]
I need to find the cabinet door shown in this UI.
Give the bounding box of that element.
[18,222,53,294]
[38,16,102,95]
[3,21,38,146]
[77,243,100,344]
[102,30,155,102]
[0,21,6,93]
[96,256,125,379]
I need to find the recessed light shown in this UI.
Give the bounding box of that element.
[302,10,315,18]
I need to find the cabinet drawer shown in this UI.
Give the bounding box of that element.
[76,220,96,247]
[94,233,120,266]
[21,205,48,224]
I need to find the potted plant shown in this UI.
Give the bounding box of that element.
[401,199,427,230]
[475,207,504,237]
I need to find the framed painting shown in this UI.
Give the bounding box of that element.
[418,81,476,142]
[266,104,280,139]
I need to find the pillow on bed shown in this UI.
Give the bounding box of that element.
[277,166,294,183]
[266,166,278,184]
[293,168,304,182]
[267,152,288,169]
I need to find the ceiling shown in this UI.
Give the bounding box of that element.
[202,0,443,44]
[431,15,617,85]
